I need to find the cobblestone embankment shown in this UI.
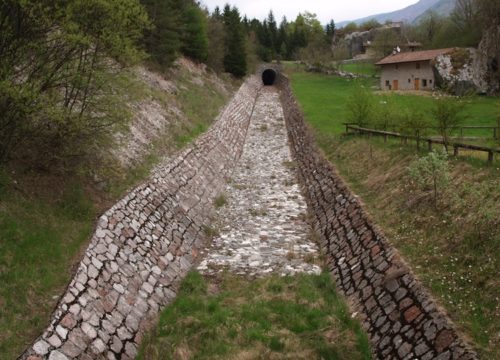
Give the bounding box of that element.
[22,78,261,360]
[277,75,477,360]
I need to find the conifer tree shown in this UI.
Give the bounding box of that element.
[141,0,184,68]
[182,4,208,62]
[223,5,247,77]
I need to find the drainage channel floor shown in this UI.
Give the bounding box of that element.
[198,87,322,278]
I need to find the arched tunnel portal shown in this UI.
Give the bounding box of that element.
[262,68,277,86]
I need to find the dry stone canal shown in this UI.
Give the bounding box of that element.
[22,74,477,360]
[198,87,321,278]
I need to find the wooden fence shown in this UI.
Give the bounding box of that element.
[345,124,500,163]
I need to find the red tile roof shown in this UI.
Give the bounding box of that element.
[375,48,455,65]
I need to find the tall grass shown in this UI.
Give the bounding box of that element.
[138,272,372,360]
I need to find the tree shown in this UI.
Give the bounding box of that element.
[0,0,149,164]
[207,12,226,72]
[408,149,450,209]
[346,84,375,127]
[432,98,465,152]
[372,28,403,58]
[141,0,184,68]
[182,4,208,62]
[325,19,336,40]
[277,17,289,59]
[343,22,359,34]
[223,5,247,77]
[267,10,278,56]
[359,19,381,31]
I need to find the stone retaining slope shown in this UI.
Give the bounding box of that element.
[22,77,261,360]
[277,75,477,360]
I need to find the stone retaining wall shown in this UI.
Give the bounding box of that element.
[277,75,477,360]
[22,77,261,360]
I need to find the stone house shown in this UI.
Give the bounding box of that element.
[376,48,454,91]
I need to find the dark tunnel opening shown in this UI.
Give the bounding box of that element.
[262,69,277,86]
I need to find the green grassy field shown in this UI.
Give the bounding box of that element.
[0,180,95,357]
[337,63,379,76]
[289,72,499,140]
[139,271,372,360]
[288,69,500,358]
[289,73,376,134]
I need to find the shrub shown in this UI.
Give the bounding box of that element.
[346,84,375,127]
[408,149,450,208]
[398,108,433,137]
[432,98,465,151]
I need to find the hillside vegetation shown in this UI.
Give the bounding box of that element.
[288,68,500,358]
[0,59,236,359]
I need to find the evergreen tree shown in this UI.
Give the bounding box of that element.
[326,19,336,40]
[207,10,225,72]
[182,4,208,62]
[278,17,289,58]
[223,6,247,77]
[141,0,184,68]
[267,10,278,55]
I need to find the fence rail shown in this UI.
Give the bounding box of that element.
[344,123,499,139]
[345,124,500,163]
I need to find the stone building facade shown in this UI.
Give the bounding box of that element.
[377,48,454,91]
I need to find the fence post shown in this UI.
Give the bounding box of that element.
[453,145,459,157]
[384,133,388,143]
[488,150,493,163]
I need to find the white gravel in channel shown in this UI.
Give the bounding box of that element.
[198,87,322,277]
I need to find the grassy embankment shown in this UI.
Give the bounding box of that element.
[288,69,499,358]
[138,271,371,360]
[0,65,235,359]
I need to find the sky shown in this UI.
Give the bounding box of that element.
[200,0,420,25]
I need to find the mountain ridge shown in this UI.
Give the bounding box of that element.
[337,0,456,27]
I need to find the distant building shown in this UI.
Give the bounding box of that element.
[376,48,454,91]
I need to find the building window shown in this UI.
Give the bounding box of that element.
[385,80,390,87]
[416,62,420,69]
[408,79,411,83]
[430,79,433,84]
[423,79,428,87]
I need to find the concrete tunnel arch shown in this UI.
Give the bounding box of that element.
[262,68,277,86]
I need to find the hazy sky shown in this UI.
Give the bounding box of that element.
[200,0,419,24]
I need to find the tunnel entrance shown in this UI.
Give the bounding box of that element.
[262,69,277,86]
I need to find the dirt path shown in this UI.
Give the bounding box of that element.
[198,87,321,277]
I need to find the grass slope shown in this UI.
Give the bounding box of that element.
[0,64,235,359]
[138,271,371,360]
[288,69,500,358]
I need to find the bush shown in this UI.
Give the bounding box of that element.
[432,98,465,151]
[0,0,150,165]
[408,149,450,208]
[346,84,375,127]
[398,108,433,137]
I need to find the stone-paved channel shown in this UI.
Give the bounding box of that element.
[198,87,321,277]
